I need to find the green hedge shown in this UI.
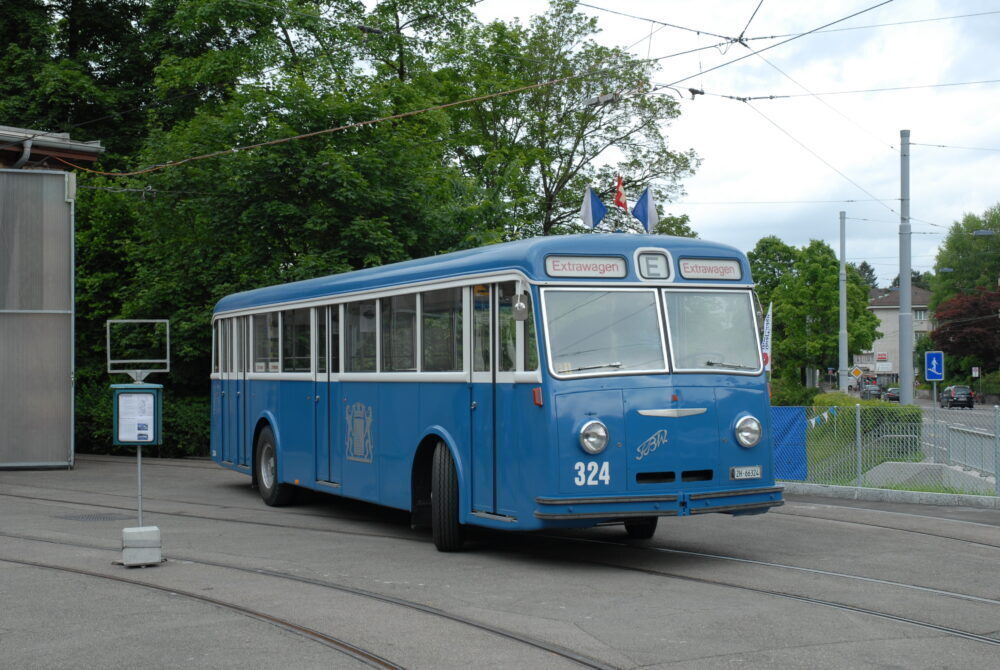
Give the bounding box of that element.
[75,381,209,458]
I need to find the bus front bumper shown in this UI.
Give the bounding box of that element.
[534,486,784,521]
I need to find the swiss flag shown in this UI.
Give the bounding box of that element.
[613,175,627,212]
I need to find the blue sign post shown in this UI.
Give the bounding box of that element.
[925,351,944,382]
[925,351,944,411]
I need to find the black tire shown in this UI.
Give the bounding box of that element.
[431,441,464,552]
[624,516,658,540]
[255,425,295,507]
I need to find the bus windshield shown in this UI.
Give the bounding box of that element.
[663,289,760,372]
[544,289,666,375]
[543,287,761,377]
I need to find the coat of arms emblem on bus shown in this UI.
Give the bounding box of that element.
[346,402,374,463]
[635,429,668,461]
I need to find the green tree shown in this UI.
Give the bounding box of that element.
[931,289,1000,374]
[852,260,878,288]
[891,269,933,290]
[748,235,797,309]
[930,203,1000,310]
[770,240,880,384]
[438,0,698,238]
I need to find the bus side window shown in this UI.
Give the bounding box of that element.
[316,307,326,374]
[345,300,377,372]
[281,308,311,372]
[381,294,417,372]
[253,313,279,372]
[498,283,516,372]
[472,285,490,372]
[212,322,219,374]
[422,288,462,372]
[524,294,538,372]
[220,319,231,373]
[331,305,340,373]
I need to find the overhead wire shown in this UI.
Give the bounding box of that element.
[652,0,894,90]
[737,0,766,43]
[46,0,896,181]
[706,77,1000,101]
[741,101,897,215]
[911,142,1000,153]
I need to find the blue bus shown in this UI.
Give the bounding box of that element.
[211,234,783,550]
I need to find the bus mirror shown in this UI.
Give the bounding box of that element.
[512,294,529,321]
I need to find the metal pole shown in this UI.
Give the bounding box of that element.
[855,404,863,488]
[931,381,937,463]
[839,211,849,393]
[994,406,999,497]
[137,445,143,527]
[899,130,914,404]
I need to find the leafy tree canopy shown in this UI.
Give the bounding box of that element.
[1,0,703,453]
[931,289,1000,373]
[930,203,1000,311]
[757,238,879,381]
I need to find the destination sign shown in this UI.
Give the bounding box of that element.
[545,256,627,278]
[678,258,742,280]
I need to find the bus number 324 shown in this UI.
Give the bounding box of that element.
[574,461,610,486]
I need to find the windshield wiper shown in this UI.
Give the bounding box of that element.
[704,360,757,371]
[565,361,622,373]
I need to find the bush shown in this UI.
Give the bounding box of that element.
[770,377,821,406]
[75,381,209,458]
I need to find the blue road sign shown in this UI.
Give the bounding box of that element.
[925,351,945,382]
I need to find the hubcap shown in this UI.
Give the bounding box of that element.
[261,443,276,490]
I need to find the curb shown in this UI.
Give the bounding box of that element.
[780,481,1000,510]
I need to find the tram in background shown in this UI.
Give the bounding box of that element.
[210,235,783,551]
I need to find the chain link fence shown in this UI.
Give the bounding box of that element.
[773,404,1000,497]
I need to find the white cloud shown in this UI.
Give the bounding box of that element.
[477,0,1000,285]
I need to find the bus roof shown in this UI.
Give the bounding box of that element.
[214,234,751,314]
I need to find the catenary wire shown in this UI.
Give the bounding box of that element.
[652,0,894,91]
[706,77,1000,102]
[49,1,895,180]
[741,100,897,215]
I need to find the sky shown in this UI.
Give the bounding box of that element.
[472,0,1000,286]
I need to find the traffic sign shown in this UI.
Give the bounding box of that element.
[925,351,944,382]
[850,366,863,378]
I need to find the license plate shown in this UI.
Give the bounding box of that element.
[731,465,762,480]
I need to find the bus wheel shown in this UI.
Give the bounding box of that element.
[431,441,464,552]
[255,425,294,507]
[624,517,658,540]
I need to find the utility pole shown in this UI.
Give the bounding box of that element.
[899,130,913,404]
[839,211,848,393]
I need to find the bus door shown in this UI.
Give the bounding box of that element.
[234,316,250,467]
[221,318,247,465]
[470,284,496,513]
[470,281,525,515]
[315,306,342,484]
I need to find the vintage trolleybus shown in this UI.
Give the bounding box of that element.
[211,235,783,551]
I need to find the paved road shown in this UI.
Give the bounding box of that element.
[2,456,999,669]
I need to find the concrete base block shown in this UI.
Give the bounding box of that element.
[121,526,162,567]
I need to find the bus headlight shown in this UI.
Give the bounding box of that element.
[579,420,609,454]
[735,416,762,448]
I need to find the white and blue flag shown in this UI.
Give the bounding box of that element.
[631,186,659,232]
[580,187,607,228]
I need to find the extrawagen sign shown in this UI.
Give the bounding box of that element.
[678,258,742,280]
[545,255,627,278]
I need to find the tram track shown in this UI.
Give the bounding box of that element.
[0,531,618,670]
[5,489,1000,652]
[0,555,403,670]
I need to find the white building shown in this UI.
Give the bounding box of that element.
[852,286,933,387]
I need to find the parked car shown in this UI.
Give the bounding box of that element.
[939,385,974,409]
[861,383,882,400]
[884,387,900,402]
